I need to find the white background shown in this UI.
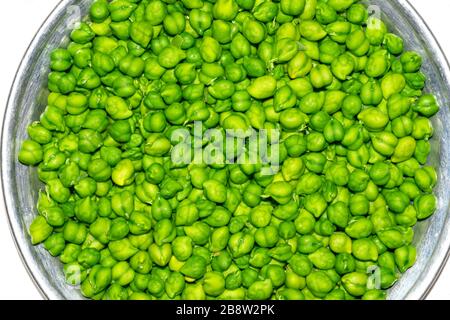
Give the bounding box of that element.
[0,0,449,300]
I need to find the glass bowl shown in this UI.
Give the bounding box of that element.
[2,0,450,300]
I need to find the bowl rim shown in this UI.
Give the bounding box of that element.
[1,0,450,300]
[1,0,68,300]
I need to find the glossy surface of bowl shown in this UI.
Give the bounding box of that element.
[2,0,450,300]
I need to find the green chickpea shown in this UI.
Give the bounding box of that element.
[342,272,368,297]
[247,279,273,300]
[288,52,313,79]
[309,248,336,270]
[19,140,44,166]
[415,194,437,220]
[300,20,327,42]
[347,3,368,24]
[306,271,334,298]
[310,65,334,89]
[203,271,226,297]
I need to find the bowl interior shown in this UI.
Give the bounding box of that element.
[2,0,450,300]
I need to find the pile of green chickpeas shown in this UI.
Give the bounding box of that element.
[19,0,439,300]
